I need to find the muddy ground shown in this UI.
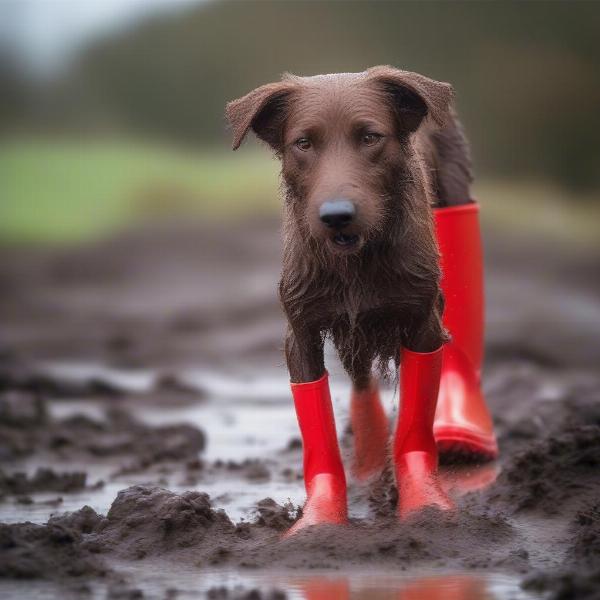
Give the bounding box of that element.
[0,216,599,599]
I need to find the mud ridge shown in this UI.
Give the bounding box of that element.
[0,391,205,470]
[0,506,107,579]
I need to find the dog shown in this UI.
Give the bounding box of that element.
[227,66,477,532]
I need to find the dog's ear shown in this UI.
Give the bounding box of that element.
[226,79,296,151]
[367,65,454,133]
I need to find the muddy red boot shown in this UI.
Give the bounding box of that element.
[433,203,498,460]
[286,372,347,536]
[394,347,453,518]
[350,379,389,481]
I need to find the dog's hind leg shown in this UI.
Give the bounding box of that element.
[350,378,389,482]
[430,117,499,461]
[433,204,498,461]
[340,347,389,483]
[285,326,348,535]
[430,114,474,207]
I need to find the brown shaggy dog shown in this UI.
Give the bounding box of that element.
[226,66,472,389]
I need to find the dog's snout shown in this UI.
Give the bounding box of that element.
[319,199,356,229]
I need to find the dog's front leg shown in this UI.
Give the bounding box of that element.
[284,325,348,535]
[393,308,453,518]
[284,324,325,384]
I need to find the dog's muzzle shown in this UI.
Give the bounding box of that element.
[319,199,360,249]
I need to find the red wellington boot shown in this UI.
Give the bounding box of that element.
[286,372,348,536]
[350,378,389,481]
[433,203,498,460]
[394,347,453,518]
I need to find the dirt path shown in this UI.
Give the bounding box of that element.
[0,217,598,599]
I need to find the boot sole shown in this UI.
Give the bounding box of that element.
[435,426,498,462]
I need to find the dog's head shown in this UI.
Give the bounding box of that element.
[226,66,452,255]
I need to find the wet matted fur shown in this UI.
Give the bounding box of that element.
[226,66,473,389]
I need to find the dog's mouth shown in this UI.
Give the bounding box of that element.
[333,232,359,247]
[327,232,362,253]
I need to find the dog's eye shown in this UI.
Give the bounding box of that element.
[295,137,312,151]
[362,133,383,146]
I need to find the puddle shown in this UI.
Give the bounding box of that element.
[0,568,542,599]
[115,567,543,599]
[1,366,501,527]
[37,362,158,394]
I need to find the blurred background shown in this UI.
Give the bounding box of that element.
[1,6,599,595]
[1,0,599,376]
[1,0,599,245]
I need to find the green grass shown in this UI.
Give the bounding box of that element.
[1,137,598,248]
[0,137,280,244]
[476,179,600,249]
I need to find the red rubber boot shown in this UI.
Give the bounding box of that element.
[350,379,389,481]
[286,372,347,536]
[433,204,498,460]
[394,347,453,518]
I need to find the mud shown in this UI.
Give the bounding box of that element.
[0,217,599,598]
[0,506,106,579]
[0,467,88,498]
[0,390,205,471]
[206,587,286,599]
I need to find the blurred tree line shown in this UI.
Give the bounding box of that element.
[2,0,599,193]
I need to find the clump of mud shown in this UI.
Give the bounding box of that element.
[0,390,205,471]
[92,486,235,562]
[0,506,106,579]
[523,501,600,599]
[530,500,600,600]
[0,366,124,399]
[212,459,272,482]
[0,481,519,575]
[0,391,47,460]
[253,498,298,531]
[0,390,47,428]
[83,485,519,572]
[0,467,88,498]
[487,423,600,515]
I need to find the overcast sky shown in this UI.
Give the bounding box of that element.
[0,0,207,76]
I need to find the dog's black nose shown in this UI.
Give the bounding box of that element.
[319,199,356,229]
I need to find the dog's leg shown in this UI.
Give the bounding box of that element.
[345,353,389,483]
[393,311,453,518]
[285,325,325,383]
[284,325,347,535]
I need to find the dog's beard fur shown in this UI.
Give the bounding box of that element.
[279,162,441,382]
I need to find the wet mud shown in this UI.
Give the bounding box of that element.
[0,218,599,598]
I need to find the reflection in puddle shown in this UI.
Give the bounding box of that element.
[110,566,538,600]
[0,570,541,599]
[285,573,493,599]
